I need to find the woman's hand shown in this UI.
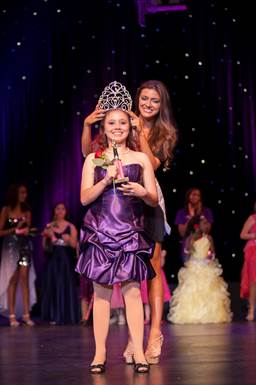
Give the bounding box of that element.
[102,165,118,185]
[127,111,143,133]
[117,182,146,198]
[62,234,71,244]
[15,227,29,236]
[84,107,106,126]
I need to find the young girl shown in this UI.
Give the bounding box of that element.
[76,105,158,374]
[168,215,232,324]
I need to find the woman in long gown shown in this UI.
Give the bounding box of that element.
[41,202,79,325]
[168,215,232,324]
[240,204,256,321]
[76,106,158,373]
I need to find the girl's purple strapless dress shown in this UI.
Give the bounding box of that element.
[76,164,155,285]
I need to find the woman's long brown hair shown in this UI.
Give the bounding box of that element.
[135,80,177,168]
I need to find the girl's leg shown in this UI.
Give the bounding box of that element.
[122,282,147,366]
[91,283,112,366]
[247,282,256,320]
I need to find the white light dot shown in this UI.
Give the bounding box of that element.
[185,53,190,57]
[245,154,248,159]
[201,159,205,164]
[231,210,235,214]
[107,66,111,71]
[141,34,145,38]
[91,35,96,39]
[87,69,92,74]
[184,75,189,80]
[218,200,222,204]
[76,111,81,116]
[72,85,77,89]
[155,60,160,64]
[48,64,52,69]
[198,61,203,66]
[122,71,127,75]
[229,106,233,111]
[237,61,240,65]
[237,121,241,126]
[191,127,196,132]
[244,192,248,197]
[232,164,236,168]
[172,188,177,193]
[232,18,236,22]
[71,46,76,50]
[232,253,236,258]
[121,26,126,30]
[243,88,247,93]
[33,11,37,16]
[212,21,216,25]
[191,143,195,147]
[59,100,64,104]
[57,9,61,13]
[223,43,227,48]
[188,14,193,18]
[189,170,194,175]
[21,75,27,80]
[2,9,7,13]
[171,274,175,278]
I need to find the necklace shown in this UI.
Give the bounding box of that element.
[105,147,130,156]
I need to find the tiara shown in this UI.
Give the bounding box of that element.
[98,81,132,111]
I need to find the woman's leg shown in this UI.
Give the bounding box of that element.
[8,270,19,315]
[147,242,163,337]
[146,242,164,363]
[19,266,34,325]
[91,283,112,366]
[247,282,256,320]
[19,266,30,315]
[122,282,147,365]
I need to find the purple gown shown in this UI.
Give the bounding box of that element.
[76,164,155,285]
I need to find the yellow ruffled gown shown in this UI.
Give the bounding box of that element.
[168,236,232,324]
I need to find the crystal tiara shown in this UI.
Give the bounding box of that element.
[98,81,132,111]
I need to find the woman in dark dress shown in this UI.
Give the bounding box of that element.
[0,184,36,326]
[41,202,79,325]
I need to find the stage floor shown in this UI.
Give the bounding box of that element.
[1,321,256,385]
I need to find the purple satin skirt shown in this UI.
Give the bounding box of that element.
[76,164,155,285]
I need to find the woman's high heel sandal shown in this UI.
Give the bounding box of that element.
[246,309,254,321]
[123,340,134,364]
[134,363,150,374]
[145,334,164,364]
[22,314,35,326]
[89,362,106,374]
[9,314,20,327]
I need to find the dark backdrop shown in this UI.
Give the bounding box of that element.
[1,0,256,285]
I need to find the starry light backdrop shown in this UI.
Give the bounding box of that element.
[0,0,255,283]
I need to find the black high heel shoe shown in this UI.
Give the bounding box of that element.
[89,362,106,374]
[134,363,150,374]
